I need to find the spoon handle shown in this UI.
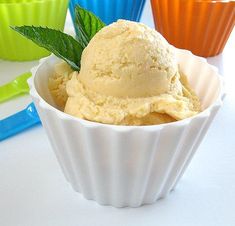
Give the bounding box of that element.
[0,103,41,141]
[0,72,31,103]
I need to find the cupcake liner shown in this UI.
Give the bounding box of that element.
[0,0,68,61]
[29,49,224,207]
[151,0,235,57]
[69,0,146,25]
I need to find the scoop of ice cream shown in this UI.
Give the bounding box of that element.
[48,61,73,109]
[79,20,182,98]
[63,20,201,125]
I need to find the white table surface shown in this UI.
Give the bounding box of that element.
[0,1,235,226]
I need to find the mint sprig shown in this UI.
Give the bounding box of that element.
[11,5,106,71]
[75,5,105,47]
[12,26,82,71]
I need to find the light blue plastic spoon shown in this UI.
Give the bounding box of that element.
[0,102,41,142]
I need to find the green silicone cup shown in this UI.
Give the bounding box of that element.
[0,0,69,61]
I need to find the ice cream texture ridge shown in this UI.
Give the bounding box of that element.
[49,20,201,126]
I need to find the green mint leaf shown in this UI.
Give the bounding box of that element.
[75,4,105,47]
[12,26,83,71]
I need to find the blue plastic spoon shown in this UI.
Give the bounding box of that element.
[0,102,41,141]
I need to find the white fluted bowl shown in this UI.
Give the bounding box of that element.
[28,49,225,207]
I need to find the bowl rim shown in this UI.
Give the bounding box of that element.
[0,0,65,5]
[150,0,235,4]
[29,48,226,131]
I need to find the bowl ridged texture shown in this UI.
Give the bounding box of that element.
[29,49,224,207]
[69,0,146,25]
[0,0,68,61]
[151,0,235,57]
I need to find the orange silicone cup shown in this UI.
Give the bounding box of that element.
[151,0,235,57]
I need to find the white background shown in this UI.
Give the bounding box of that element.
[0,1,235,225]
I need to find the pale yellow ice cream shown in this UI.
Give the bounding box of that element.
[48,61,73,109]
[51,20,201,125]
